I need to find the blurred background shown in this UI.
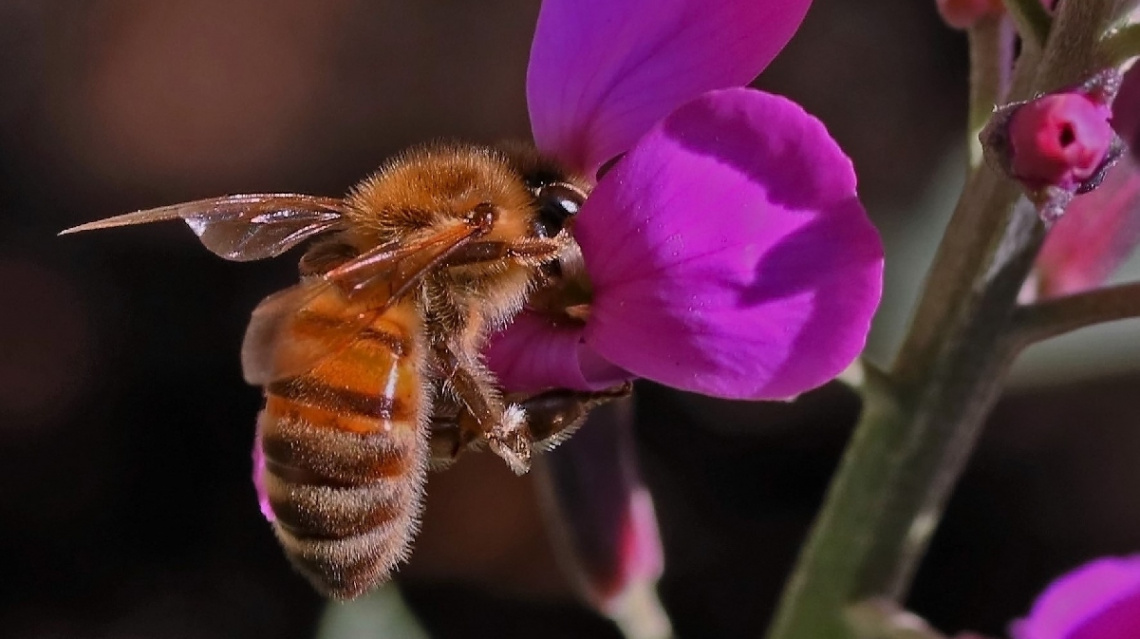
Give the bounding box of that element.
[2,1,1138,637]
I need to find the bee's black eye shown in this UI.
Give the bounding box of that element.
[535,183,584,237]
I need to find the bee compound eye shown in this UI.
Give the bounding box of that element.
[535,183,584,237]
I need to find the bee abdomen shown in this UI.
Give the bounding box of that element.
[259,375,427,599]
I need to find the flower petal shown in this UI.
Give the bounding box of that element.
[252,424,275,522]
[576,88,883,400]
[1114,55,1140,153]
[1034,154,1140,298]
[1010,555,1140,639]
[485,311,630,394]
[526,0,811,176]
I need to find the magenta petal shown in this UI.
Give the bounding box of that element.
[1011,556,1140,639]
[1034,154,1140,298]
[527,0,811,176]
[577,88,883,400]
[252,425,274,522]
[485,311,631,394]
[1113,62,1140,153]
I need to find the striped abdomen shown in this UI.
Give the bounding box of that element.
[257,298,428,599]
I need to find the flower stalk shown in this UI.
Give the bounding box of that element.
[1101,21,1140,66]
[968,16,1014,168]
[1012,280,1140,344]
[1001,0,1052,49]
[766,1,1136,638]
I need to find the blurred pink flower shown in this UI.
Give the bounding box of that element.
[1033,64,1140,298]
[936,0,1005,30]
[488,0,884,401]
[1011,555,1140,639]
[537,400,662,613]
[252,423,275,521]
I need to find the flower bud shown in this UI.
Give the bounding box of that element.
[535,397,669,635]
[1008,93,1115,192]
[936,0,1004,30]
[982,70,1125,224]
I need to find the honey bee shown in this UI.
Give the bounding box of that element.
[62,142,629,599]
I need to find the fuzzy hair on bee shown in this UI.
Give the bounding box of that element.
[60,140,628,599]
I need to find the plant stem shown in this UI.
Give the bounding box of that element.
[968,16,1014,169]
[765,169,1040,639]
[765,2,1129,638]
[1002,0,1052,49]
[1101,22,1140,66]
[847,599,949,639]
[1012,281,1140,345]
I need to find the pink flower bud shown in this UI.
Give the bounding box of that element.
[1027,65,1140,299]
[536,398,665,616]
[936,0,1004,30]
[981,70,1125,224]
[1008,93,1115,192]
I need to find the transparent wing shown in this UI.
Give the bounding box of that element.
[60,194,349,261]
[241,222,484,385]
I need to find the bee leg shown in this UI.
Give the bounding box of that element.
[512,383,633,452]
[434,345,534,475]
[427,416,466,471]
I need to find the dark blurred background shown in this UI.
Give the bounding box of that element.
[2,1,1138,638]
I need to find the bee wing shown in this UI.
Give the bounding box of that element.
[322,221,483,297]
[60,194,349,261]
[241,222,483,385]
[241,279,335,385]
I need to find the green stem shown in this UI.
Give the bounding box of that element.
[765,170,1040,639]
[765,2,1129,638]
[1034,0,1135,91]
[1101,22,1140,66]
[1012,281,1140,346]
[968,17,1014,169]
[1002,0,1052,49]
[847,599,949,639]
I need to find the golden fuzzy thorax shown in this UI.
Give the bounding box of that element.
[344,142,547,344]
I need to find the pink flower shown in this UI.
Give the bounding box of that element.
[488,0,884,401]
[1011,555,1140,639]
[936,0,1005,30]
[1032,64,1140,298]
[252,423,274,521]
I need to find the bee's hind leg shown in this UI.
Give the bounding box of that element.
[510,383,632,452]
[427,407,476,471]
[432,346,633,474]
[433,345,534,474]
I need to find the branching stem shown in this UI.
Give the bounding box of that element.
[764,2,1131,638]
[1012,281,1140,346]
